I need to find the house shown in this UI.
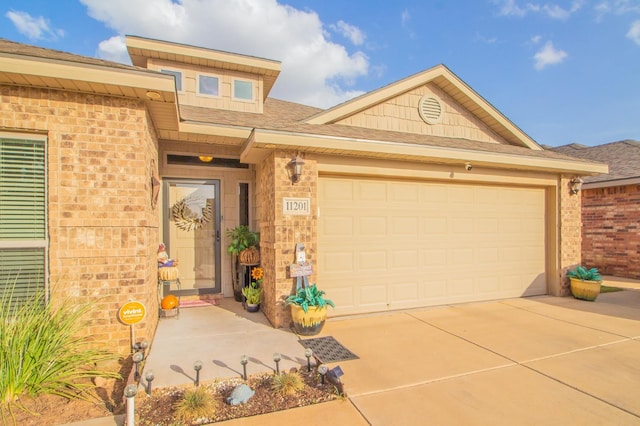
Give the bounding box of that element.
[550,141,640,279]
[0,36,607,354]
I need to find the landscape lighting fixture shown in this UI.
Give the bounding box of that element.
[132,351,144,381]
[124,383,138,426]
[318,365,328,384]
[273,352,282,375]
[304,348,313,372]
[240,355,249,380]
[144,370,155,395]
[193,360,203,387]
[286,155,305,184]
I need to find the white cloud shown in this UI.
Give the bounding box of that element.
[401,9,411,27]
[97,35,130,63]
[494,0,582,19]
[531,34,542,44]
[330,20,365,46]
[534,41,568,69]
[5,10,64,41]
[494,0,540,17]
[627,20,640,45]
[79,0,368,108]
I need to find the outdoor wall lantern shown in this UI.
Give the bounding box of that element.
[286,155,305,184]
[570,177,584,195]
[318,364,328,384]
[240,355,249,380]
[132,351,144,381]
[304,348,313,372]
[273,352,282,375]
[144,370,155,395]
[193,360,203,387]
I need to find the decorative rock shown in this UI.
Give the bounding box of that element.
[226,384,255,405]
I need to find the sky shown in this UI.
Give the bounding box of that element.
[1,0,639,147]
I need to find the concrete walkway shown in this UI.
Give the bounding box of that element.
[71,282,640,425]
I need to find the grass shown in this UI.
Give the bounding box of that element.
[0,287,120,423]
[271,371,305,396]
[174,386,217,423]
[600,285,624,293]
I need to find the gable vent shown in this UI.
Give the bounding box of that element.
[418,95,443,125]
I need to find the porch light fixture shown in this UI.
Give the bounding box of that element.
[132,351,144,381]
[193,360,203,387]
[304,348,313,372]
[286,155,305,184]
[273,352,282,375]
[198,156,214,163]
[240,355,248,380]
[570,177,583,195]
[318,364,328,384]
[144,370,155,395]
[145,90,161,100]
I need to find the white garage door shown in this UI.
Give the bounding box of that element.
[318,176,547,316]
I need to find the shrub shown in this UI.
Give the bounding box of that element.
[0,287,120,422]
[174,386,217,423]
[271,371,305,396]
[567,266,602,282]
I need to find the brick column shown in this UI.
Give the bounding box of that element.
[558,175,582,295]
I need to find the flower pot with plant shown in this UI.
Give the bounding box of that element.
[242,267,263,312]
[285,284,335,335]
[567,266,603,301]
[226,225,260,301]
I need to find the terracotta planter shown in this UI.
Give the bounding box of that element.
[570,277,602,301]
[290,305,327,336]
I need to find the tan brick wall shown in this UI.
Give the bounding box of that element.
[582,184,640,279]
[0,85,160,354]
[258,151,317,328]
[558,176,582,295]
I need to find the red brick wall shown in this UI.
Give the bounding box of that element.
[582,184,640,279]
[1,85,160,354]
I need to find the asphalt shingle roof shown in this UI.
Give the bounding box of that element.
[549,140,640,183]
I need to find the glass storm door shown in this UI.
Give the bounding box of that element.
[164,179,221,295]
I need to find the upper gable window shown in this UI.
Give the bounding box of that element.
[233,79,253,101]
[197,74,220,97]
[160,69,183,92]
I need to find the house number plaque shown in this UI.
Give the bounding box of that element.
[283,197,310,215]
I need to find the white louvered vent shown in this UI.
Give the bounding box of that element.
[418,95,443,125]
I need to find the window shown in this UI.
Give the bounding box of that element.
[197,74,219,97]
[0,134,47,306]
[160,69,183,92]
[233,79,253,101]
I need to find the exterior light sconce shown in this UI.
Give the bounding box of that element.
[570,177,584,195]
[144,370,155,395]
[193,360,203,387]
[240,355,248,380]
[304,348,313,372]
[273,352,282,375]
[287,155,305,184]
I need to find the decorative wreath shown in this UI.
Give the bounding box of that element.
[172,194,213,232]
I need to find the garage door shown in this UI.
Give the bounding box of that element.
[318,176,547,316]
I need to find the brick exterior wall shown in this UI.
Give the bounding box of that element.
[1,85,160,355]
[559,176,582,295]
[258,151,317,328]
[582,184,640,279]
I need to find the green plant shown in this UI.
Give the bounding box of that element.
[225,225,259,255]
[174,386,217,423]
[271,371,304,396]
[567,266,602,282]
[285,284,335,313]
[0,287,120,422]
[242,281,262,305]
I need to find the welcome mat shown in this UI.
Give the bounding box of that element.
[179,299,218,308]
[299,336,359,363]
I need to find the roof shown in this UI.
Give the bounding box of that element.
[549,140,640,186]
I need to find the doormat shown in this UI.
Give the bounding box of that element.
[179,299,218,308]
[299,336,359,363]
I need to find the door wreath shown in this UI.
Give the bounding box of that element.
[171,194,213,231]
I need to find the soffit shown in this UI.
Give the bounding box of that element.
[126,35,281,100]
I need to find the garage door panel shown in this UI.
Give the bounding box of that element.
[319,177,547,316]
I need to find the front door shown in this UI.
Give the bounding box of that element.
[163,179,221,295]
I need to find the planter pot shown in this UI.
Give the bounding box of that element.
[290,305,327,336]
[570,277,602,301]
[246,303,260,313]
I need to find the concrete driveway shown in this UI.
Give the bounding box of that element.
[220,288,640,425]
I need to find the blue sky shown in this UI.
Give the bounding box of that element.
[1,0,639,147]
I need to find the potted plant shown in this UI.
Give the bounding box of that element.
[242,267,263,312]
[567,266,603,301]
[226,225,260,264]
[285,284,335,335]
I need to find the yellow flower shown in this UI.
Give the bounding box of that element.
[251,267,264,281]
